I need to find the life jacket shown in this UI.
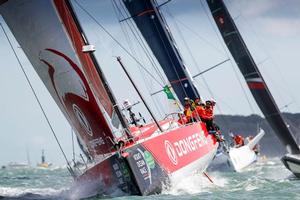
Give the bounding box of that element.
[204,105,214,120]
[234,135,244,147]
[193,105,206,120]
[184,105,192,119]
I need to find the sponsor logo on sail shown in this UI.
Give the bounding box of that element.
[73,104,93,136]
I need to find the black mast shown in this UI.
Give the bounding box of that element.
[122,0,199,105]
[206,0,300,154]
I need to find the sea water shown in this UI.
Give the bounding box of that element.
[1,158,300,200]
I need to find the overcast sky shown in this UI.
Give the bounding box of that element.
[0,0,299,166]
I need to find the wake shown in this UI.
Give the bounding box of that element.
[162,171,228,196]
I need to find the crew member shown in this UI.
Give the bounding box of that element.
[183,97,193,122]
[203,100,215,131]
[234,134,245,147]
[193,99,206,121]
[193,97,202,107]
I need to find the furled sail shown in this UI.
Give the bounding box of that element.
[206,0,300,154]
[0,0,123,157]
[122,0,199,104]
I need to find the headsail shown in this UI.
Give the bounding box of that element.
[122,0,199,104]
[0,0,123,158]
[206,0,300,154]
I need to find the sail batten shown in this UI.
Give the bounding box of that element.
[206,0,300,154]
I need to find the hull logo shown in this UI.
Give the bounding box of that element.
[165,140,178,165]
[73,104,93,136]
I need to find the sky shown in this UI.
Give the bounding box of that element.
[0,0,300,166]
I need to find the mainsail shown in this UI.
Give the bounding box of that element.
[206,0,300,154]
[0,1,220,196]
[122,0,199,104]
[0,0,124,158]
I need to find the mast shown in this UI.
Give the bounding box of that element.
[206,0,300,154]
[41,150,45,163]
[65,0,130,137]
[117,57,163,132]
[122,0,199,105]
[0,0,129,158]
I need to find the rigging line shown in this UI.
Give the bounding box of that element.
[235,16,289,106]
[197,1,237,128]
[117,1,176,115]
[156,0,172,8]
[231,60,256,113]
[150,59,230,96]
[112,1,166,117]
[112,1,136,61]
[164,6,228,119]
[71,128,75,162]
[165,7,219,93]
[115,0,174,117]
[0,23,73,173]
[279,102,294,111]
[73,0,164,87]
[193,78,237,113]
[115,0,168,85]
[237,12,299,111]
[152,6,190,98]
[167,10,225,57]
[192,59,230,78]
[227,2,287,114]
[113,1,166,118]
[112,0,142,65]
[64,3,110,105]
[119,10,167,86]
[199,0,256,115]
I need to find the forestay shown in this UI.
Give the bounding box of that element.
[206,0,300,154]
[0,0,123,158]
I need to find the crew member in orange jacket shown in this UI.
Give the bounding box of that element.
[234,135,245,147]
[193,98,206,121]
[202,100,216,131]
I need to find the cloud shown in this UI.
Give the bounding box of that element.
[236,0,280,17]
[229,0,300,37]
[258,18,300,37]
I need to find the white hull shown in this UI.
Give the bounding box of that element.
[208,129,265,172]
[282,154,300,178]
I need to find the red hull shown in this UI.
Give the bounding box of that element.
[0,1,218,197]
[73,121,218,197]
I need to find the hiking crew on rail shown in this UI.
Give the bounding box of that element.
[180,97,222,141]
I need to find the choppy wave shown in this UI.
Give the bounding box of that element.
[1,157,300,199]
[0,186,65,200]
[158,157,300,199]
